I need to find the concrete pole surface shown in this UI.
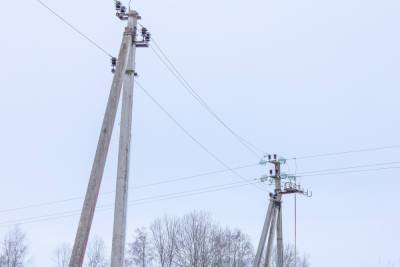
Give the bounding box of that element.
[276,204,284,267]
[254,198,274,267]
[69,22,133,267]
[274,162,284,267]
[264,206,277,267]
[110,11,138,267]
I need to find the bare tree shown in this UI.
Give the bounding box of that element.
[125,211,310,267]
[53,243,71,267]
[209,228,253,267]
[86,237,108,267]
[225,229,254,267]
[174,211,214,267]
[125,228,154,267]
[0,226,28,267]
[150,216,179,267]
[269,244,310,267]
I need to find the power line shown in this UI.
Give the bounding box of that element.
[300,165,400,178]
[135,79,267,192]
[0,179,260,227]
[3,160,399,215]
[0,163,259,214]
[34,0,113,57]
[148,37,264,158]
[32,1,265,159]
[134,163,258,189]
[289,145,400,161]
[297,160,400,175]
[2,162,400,227]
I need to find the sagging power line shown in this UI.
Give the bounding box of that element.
[135,79,267,192]
[0,178,261,228]
[289,144,400,161]
[23,3,400,267]
[0,163,259,215]
[34,0,113,57]
[148,36,265,158]
[2,159,400,216]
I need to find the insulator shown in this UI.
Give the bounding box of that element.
[268,155,271,160]
[269,170,273,175]
[120,6,126,13]
[141,27,148,36]
[273,154,277,160]
[111,57,117,66]
[145,34,151,42]
[115,1,122,10]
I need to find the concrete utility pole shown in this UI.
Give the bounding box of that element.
[69,4,150,266]
[253,154,311,267]
[110,11,138,267]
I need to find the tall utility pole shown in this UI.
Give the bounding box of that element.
[253,154,311,267]
[69,4,150,267]
[110,10,138,267]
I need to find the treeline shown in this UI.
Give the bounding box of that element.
[1,211,310,267]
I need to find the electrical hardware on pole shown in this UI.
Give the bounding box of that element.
[253,154,311,267]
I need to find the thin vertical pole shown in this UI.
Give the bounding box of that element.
[254,197,275,267]
[276,203,284,267]
[264,205,277,267]
[294,194,297,267]
[274,160,284,267]
[69,21,133,267]
[110,11,138,267]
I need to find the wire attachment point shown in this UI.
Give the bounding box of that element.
[135,26,151,48]
[111,57,117,73]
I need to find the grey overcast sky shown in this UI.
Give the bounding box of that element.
[1,0,400,266]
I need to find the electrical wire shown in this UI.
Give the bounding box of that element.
[297,160,400,175]
[0,163,259,214]
[147,37,265,158]
[136,80,267,192]
[32,1,400,165]
[289,145,400,161]
[34,0,113,57]
[2,160,399,215]
[2,162,400,227]
[300,165,400,178]
[33,1,265,160]
[0,179,260,227]
[135,79,267,192]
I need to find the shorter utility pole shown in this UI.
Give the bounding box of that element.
[253,154,312,267]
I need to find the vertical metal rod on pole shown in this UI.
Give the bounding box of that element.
[69,21,133,267]
[254,197,275,267]
[294,193,297,267]
[110,11,138,267]
[264,205,277,267]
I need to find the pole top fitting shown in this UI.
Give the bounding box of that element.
[128,10,141,19]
